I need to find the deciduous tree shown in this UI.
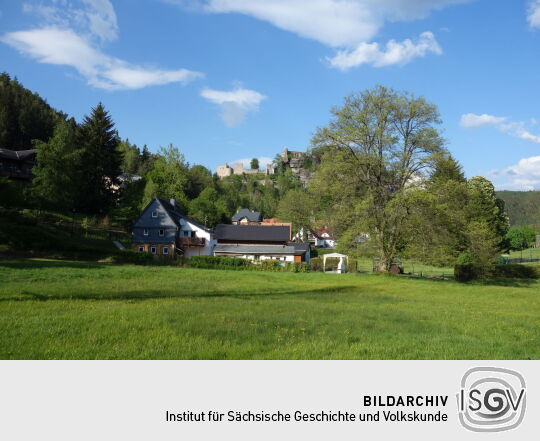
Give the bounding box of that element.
[312,86,445,270]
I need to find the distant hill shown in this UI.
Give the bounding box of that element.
[496,191,540,229]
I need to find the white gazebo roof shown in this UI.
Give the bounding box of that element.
[323,253,348,259]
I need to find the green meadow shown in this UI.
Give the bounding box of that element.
[0,258,539,360]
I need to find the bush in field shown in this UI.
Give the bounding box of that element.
[187,256,308,272]
[454,263,539,282]
[287,262,309,273]
[188,256,251,270]
[111,250,153,265]
[493,264,539,279]
[309,257,323,271]
[347,258,358,273]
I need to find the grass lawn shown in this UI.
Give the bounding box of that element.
[508,247,540,263]
[0,258,539,359]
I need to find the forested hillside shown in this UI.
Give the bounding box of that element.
[0,73,62,150]
[497,191,540,228]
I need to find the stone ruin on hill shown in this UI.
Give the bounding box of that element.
[215,147,313,186]
[279,147,313,186]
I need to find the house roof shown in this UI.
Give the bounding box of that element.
[214,243,308,255]
[232,208,262,222]
[317,226,335,240]
[215,224,290,242]
[0,149,37,161]
[136,197,213,233]
[288,242,310,253]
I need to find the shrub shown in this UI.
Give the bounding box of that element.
[187,255,308,272]
[188,255,251,270]
[454,263,539,282]
[347,258,358,273]
[454,264,482,282]
[492,264,539,279]
[111,250,153,265]
[309,257,323,272]
[287,262,309,273]
[456,252,473,265]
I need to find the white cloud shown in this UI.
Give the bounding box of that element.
[170,0,472,69]
[23,0,119,42]
[327,31,441,70]
[81,0,119,42]
[201,87,266,126]
[460,112,540,144]
[492,156,540,190]
[500,122,540,144]
[460,113,507,128]
[230,157,274,168]
[2,27,203,90]
[528,0,540,28]
[201,0,469,47]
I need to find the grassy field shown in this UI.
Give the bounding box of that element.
[0,258,539,360]
[508,247,540,263]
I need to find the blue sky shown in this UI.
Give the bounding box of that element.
[1,0,540,190]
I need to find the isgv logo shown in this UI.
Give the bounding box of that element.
[457,367,526,432]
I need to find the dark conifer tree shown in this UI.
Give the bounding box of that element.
[77,103,122,214]
[0,72,59,150]
[430,154,466,184]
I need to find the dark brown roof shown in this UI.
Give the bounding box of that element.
[215,224,290,242]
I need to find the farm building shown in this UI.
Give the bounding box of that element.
[213,223,310,262]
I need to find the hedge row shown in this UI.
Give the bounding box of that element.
[111,250,154,265]
[187,255,309,272]
[454,264,540,282]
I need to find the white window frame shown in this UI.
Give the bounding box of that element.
[151,211,158,218]
[150,246,157,254]
[143,228,149,236]
[138,246,144,252]
[163,247,169,255]
[159,229,164,237]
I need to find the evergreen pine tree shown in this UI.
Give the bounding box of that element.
[77,103,122,214]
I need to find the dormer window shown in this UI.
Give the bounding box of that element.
[159,229,164,237]
[143,228,149,236]
[151,211,158,218]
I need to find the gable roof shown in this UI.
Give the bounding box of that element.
[0,149,37,161]
[232,208,262,222]
[134,197,213,233]
[288,242,310,254]
[157,198,214,233]
[215,224,290,242]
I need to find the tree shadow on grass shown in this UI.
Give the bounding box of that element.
[3,285,365,302]
[0,258,108,271]
[401,274,539,288]
[474,278,540,288]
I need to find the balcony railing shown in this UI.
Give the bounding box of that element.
[178,237,205,247]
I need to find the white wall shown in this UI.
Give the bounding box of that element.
[182,220,216,258]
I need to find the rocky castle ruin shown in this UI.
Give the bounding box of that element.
[216,162,276,178]
[216,148,313,185]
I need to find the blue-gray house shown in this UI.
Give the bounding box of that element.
[132,197,215,258]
